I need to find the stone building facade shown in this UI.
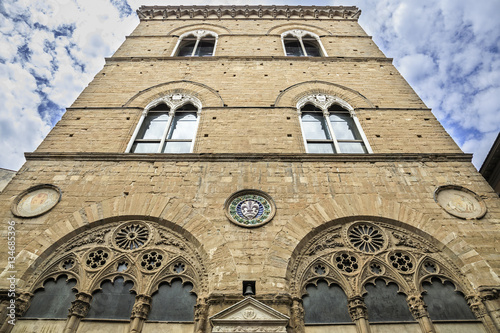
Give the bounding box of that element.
[1,5,499,333]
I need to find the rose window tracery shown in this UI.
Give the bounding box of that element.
[424,261,437,273]
[140,251,164,271]
[114,223,150,250]
[173,262,186,273]
[62,259,75,270]
[334,252,359,274]
[86,249,109,269]
[313,263,327,275]
[347,223,385,253]
[389,251,414,273]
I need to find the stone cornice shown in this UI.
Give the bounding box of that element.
[105,56,393,63]
[137,5,361,21]
[25,152,472,163]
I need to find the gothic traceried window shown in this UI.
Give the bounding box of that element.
[281,30,325,57]
[148,279,197,322]
[173,30,217,57]
[298,95,371,154]
[364,279,415,322]
[126,94,201,154]
[87,277,136,320]
[423,278,476,321]
[303,280,351,323]
[23,276,77,319]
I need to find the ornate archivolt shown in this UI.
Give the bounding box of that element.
[26,220,207,297]
[288,220,499,333]
[291,221,470,298]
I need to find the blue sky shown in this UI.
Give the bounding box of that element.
[1,0,499,171]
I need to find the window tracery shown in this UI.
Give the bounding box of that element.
[126,94,202,154]
[291,221,489,331]
[281,30,326,57]
[22,220,207,328]
[297,94,372,154]
[172,30,218,57]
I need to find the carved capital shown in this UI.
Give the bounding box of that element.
[466,294,488,319]
[68,292,92,318]
[407,295,428,319]
[130,294,151,320]
[194,299,209,333]
[348,296,368,321]
[478,286,500,301]
[15,292,33,316]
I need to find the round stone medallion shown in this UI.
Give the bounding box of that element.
[434,185,486,219]
[11,184,62,218]
[224,190,276,228]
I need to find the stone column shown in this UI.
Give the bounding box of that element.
[466,294,498,333]
[129,294,151,333]
[63,292,92,333]
[406,295,435,333]
[290,297,305,333]
[479,287,500,332]
[194,298,209,333]
[348,296,371,333]
[0,291,32,333]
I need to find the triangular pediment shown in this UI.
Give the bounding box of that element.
[210,297,289,332]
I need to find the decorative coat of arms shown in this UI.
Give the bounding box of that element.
[224,190,276,228]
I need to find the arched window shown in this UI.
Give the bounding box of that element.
[86,277,135,320]
[422,278,476,321]
[298,95,371,153]
[364,279,415,322]
[148,279,197,322]
[173,30,217,57]
[281,30,325,57]
[303,280,351,324]
[126,94,201,154]
[23,276,76,319]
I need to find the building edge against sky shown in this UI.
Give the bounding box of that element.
[0,5,499,333]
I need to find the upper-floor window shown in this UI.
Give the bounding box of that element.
[298,94,371,153]
[173,30,217,57]
[281,30,326,57]
[126,94,201,153]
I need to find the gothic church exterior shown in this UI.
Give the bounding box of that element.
[1,5,499,333]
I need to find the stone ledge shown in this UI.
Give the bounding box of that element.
[105,56,393,63]
[25,152,473,163]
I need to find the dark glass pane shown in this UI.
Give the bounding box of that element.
[136,113,169,140]
[302,113,331,140]
[423,278,476,321]
[364,279,415,322]
[177,41,196,57]
[177,103,197,111]
[149,103,170,112]
[195,38,215,56]
[284,40,304,56]
[167,112,197,140]
[303,40,321,57]
[23,276,76,319]
[87,277,135,320]
[301,104,322,112]
[303,281,351,323]
[149,279,197,322]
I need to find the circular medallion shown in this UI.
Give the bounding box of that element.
[224,190,276,228]
[434,185,486,219]
[11,184,62,217]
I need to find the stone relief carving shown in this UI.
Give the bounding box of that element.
[434,185,487,219]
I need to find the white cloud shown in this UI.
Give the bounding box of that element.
[0,0,499,171]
